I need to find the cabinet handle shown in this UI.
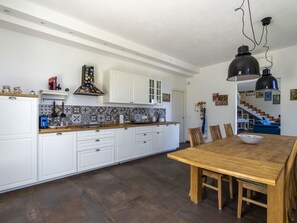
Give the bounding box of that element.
[144,133,146,136]
[157,132,160,134]
[9,96,16,100]
[96,130,100,132]
[95,139,100,142]
[144,141,146,143]
[56,132,62,136]
[95,149,100,152]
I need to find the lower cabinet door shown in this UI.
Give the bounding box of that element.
[136,140,152,157]
[152,131,164,152]
[78,147,114,172]
[38,132,77,181]
[0,138,37,191]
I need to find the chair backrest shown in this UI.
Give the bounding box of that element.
[224,123,234,137]
[188,127,205,147]
[209,125,222,141]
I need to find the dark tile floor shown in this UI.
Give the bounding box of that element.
[0,143,296,223]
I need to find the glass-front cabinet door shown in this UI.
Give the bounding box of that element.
[149,79,162,105]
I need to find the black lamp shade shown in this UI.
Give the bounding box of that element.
[255,69,278,91]
[227,45,260,81]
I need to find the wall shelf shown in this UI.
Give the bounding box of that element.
[39,90,69,102]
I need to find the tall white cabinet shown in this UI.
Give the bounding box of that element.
[0,95,38,192]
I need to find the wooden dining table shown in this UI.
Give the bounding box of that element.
[168,134,297,223]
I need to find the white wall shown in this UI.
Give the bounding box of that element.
[186,62,237,141]
[186,45,297,138]
[270,45,297,136]
[240,92,280,118]
[0,28,187,121]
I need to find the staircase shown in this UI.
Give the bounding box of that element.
[239,101,277,122]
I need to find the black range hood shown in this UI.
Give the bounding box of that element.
[74,65,104,96]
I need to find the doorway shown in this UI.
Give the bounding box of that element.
[172,90,185,142]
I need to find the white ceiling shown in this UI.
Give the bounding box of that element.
[1,0,297,75]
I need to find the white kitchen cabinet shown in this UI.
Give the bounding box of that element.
[103,70,130,103]
[163,124,173,150]
[171,123,180,149]
[130,74,149,104]
[103,70,149,105]
[77,129,114,172]
[0,95,38,192]
[163,124,180,151]
[115,127,135,162]
[38,132,77,181]
[149,79,162,105]
[135,126,153,157]
[152,125,164,152]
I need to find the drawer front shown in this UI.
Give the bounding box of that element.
[135,127,153,134]
[77,138,114,151]
[77,129,114,141]
[78,146,114,171]
[153,125,164,132]
[135,132,152,141]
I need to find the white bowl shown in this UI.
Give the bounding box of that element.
[237,134,263,144]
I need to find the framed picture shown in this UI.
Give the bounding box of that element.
[212,93,219,102]
[215,95,228,106]
[273,94,280,104]
[264,91,272,101]
[256,92,264,98]
[246,91,255,96]
[162,93,170,102]
[290,89,297,101]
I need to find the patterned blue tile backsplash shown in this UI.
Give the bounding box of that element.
[39,105,166,125]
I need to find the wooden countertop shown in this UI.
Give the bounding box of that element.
[39,122,179,134]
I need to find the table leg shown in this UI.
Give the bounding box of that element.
[267,168,286,223]
[190,166,203,204]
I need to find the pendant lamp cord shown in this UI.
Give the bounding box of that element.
[235,0,265,51]
[263,25,273,68]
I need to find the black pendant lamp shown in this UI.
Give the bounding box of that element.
[255,69,278,91]
[227,45,260,81]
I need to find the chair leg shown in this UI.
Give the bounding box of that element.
[229,176,233,199]
[237,181,243,219]
[218,176,222,210]
[247,189,251,205]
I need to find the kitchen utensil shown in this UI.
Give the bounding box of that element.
[51,101,58,118]
[61,102,66,118]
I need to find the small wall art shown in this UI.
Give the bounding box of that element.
[290,89,297,101]
[273,94,280,104]
[212,93,219,102]
[215,94,228,106]
[162,93,170,102]
[246,91,255,96]
[256,91,264,98]
[264,91,272,101]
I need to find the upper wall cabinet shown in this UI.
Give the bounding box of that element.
[103,70,149,105]
[149,79,162,105]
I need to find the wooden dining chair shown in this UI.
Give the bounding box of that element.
[224,123,234,137]
[209,125,223,141]
[237,140,297,221]
[208,125,234,199]
[188,127,233,210]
